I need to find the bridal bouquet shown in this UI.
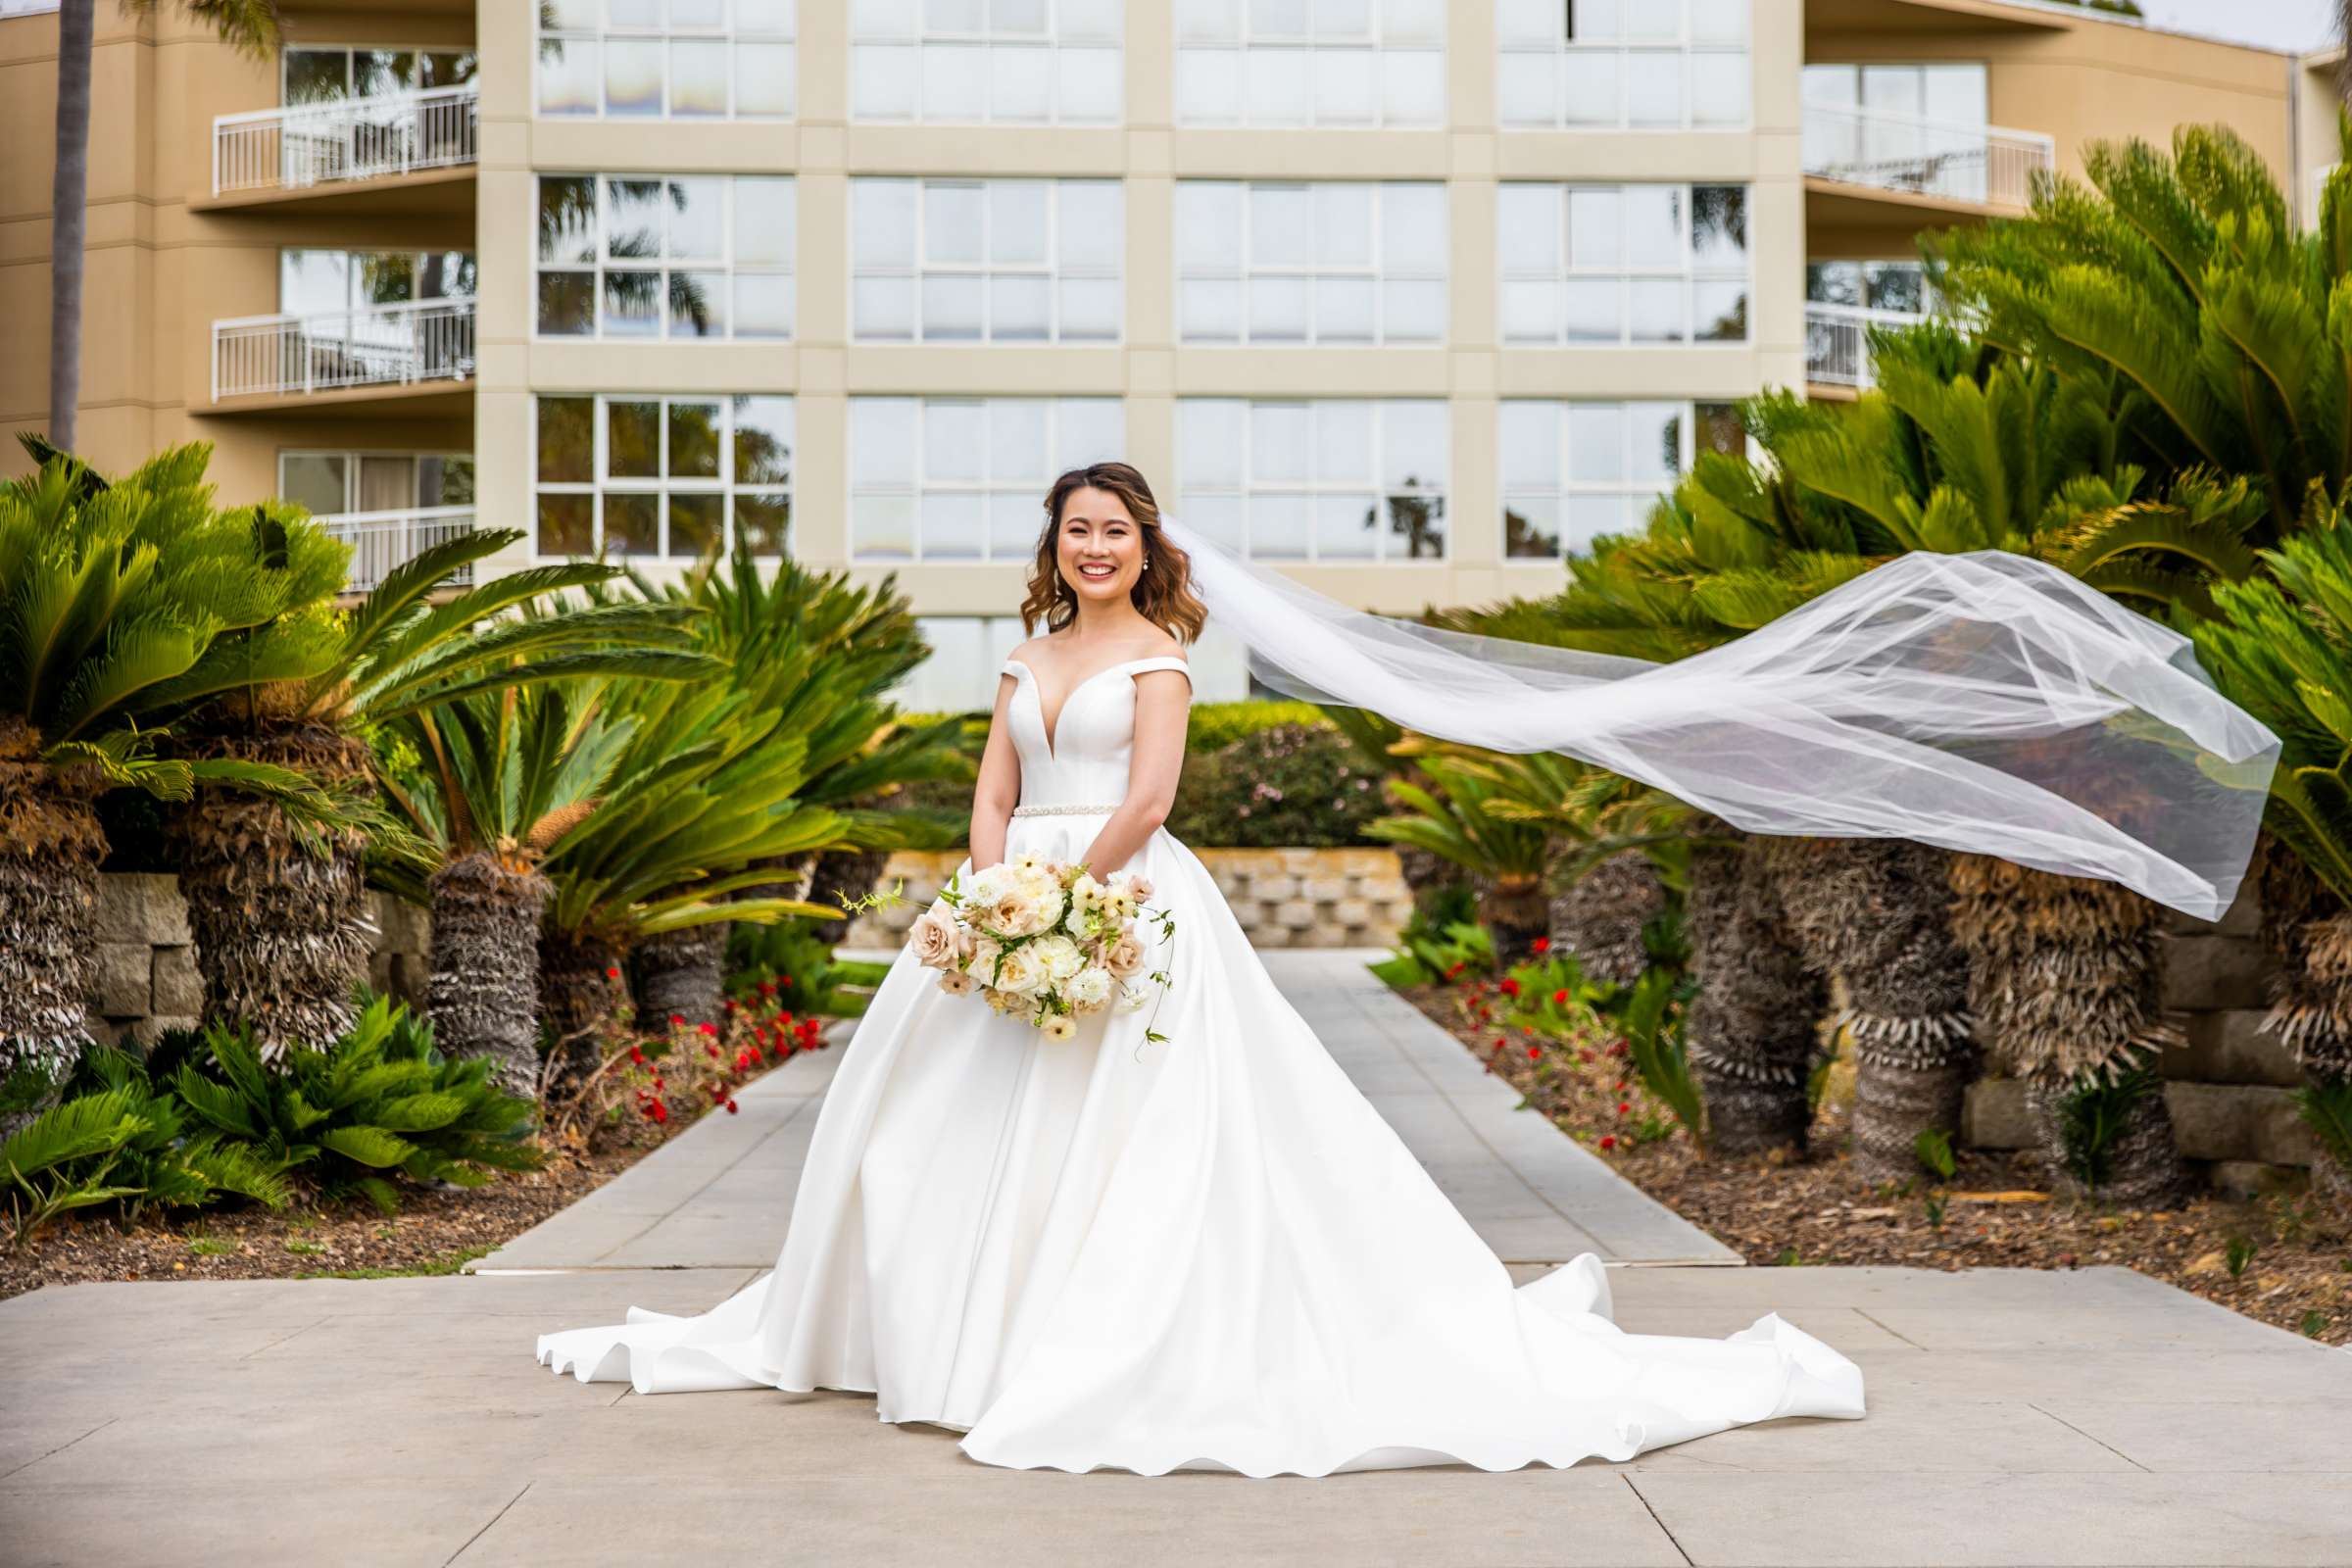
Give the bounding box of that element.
[907,853,1174,1043]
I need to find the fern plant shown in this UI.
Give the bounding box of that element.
[170,992,542,1215]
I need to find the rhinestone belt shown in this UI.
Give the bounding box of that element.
[1011,803,1119,817]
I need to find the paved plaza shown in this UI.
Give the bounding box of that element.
[3,952,2347,1566]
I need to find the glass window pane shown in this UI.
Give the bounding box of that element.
[1628,278,1684,341]
[670,38,728,116]
[538,176,598,263]
[1690,0,1747,43]
[1058,181,1123,269]
[925,401,987,480]
[668,176,725,259]
[1496,184,1560,272]
[1498,401,1558,489]
[735,272,795,338]
[538,37,600,116]
[1385,402,1446,492]
[988,42,1052,121]
[606,178,664,259]
[602,270,663,335]
[1561,50,1618,125]
[1866,262,1925,315]
[922,491,985,559]
[922,273,985,339]
[1564,278,1619,341]
[1505,496,1562,560]
[855,494,915,558]
[854,275,916,338]
[1180,277,1243,340]
[669,271,727,336]
[1625,51,1682,126]
[538,271,595,334]
[1312,48,1376,125]
[925,182,986,265]
[538,492,595,555]
[1566,494,1628,555]
[1808,260,1862,306]
[853,41,918,117]
[1058,276,1121,340]
[735,42,795,116]
[1382,183,1446,273]
[990,273,1053,339]
[1383,278,1443,340]
[1315,493,1377,559]
[605,493,659,557]
[1388,491,1445,557]
[988,491,1039,558]
[1624,185,1682,270]
[1176,47,1243,122]
[1252,495,1312,558]
[1176,182,1244,270]
[1315,183,1375,268]
[1056,45,1122,122]
[667,402,722,477]
[735,177,795,265]
[1313,402,1372,482]
[1494,0,1558,46]
[426,455,475,507]
[608,401,662,478]
[668,493,723,559]
[1696,402,1745,459]
[1248,275,1310,341]
[735,493,791,555]
[1690,52,1749,126]
[604,39,663,116]
[1693,280,1747,341]
[1499,278,1559,342]
[1568,187,1621,270]
[988,181,1049,265]
[1320,277,1376,342]
[921,41,986,119]
[538,396,595,482]
[281,455,347,516]
[1251,404,1310,482]
[854,179,919,267]
[733,395,794,485]
[1568,404,1624,481]
[1381,49,1444,124]
[1629,403,1679,483]
[1180,400,1247,487]
[1056,399,1124,464]
[1495,51,1555,127]
[852,398,918,484]
[1692,185,1746,267]
[1250,183,1315,267]
[987,400,1049,473]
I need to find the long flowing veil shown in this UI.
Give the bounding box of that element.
[1152,514,2280,923]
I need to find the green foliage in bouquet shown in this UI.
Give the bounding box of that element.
[168,992,542,1215]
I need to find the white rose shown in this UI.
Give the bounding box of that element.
[1064,967,1113,1011]
[1039,1013,1078,1042]
[1031,934,1086,983]
[992,947,1048,996]
[963,866,1008,909]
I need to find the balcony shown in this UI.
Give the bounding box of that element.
[209,299,476,414]
[320,507,477,594]
[1805,303,1927,393]
[1803,103,2053,216]
[203,86,478,215]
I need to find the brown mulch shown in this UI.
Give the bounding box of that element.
[0,1005,846,1303]
[1400,981,2352,1348]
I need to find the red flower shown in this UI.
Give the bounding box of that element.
[668,1013,685,1027]
[780,976,794,987]
[652,1075,664,1089]
[1526,1045,1541,1059]
[757,981,776,997]
[1598,1134,1615,1151]
[1550,988,1568,1005]
[1578,1049,1594,1063]
[1446,961,1465,977]
[723,998,739,1013]
[605,965,621,980]
[1615,1080,1627,1091]
[1498,977,1521,999]
[628,1046,646,1065]
[1531,937,1550,955]
[725,1099,740,1114]
[650,1101,669,1124]
[697,1021,717,1038]
[1616,1102,1631,1115]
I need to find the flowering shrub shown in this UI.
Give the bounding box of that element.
[554,990,832,1152]
[1167,722,1387,849]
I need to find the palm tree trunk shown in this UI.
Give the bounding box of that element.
[0,719,103,1133]
[1947,856,2193,1208]
[2254,836,2352,1210]
[1480,870,1550,970]
[538,925,624,1091]
[1685,825,1827,1158]
[427,853,550,1100]
[1549,849,1665,989]
[47,0,93,452]
[632,923,727,1030]
[1764,839,1976,1186]
[173,722,375,1064]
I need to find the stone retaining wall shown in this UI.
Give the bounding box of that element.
[85,873,430,1048]
[842,847,1416,951]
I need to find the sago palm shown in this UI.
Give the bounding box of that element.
[0,443,337,1124]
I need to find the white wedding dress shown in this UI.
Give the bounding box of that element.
[535,653,1866,1477]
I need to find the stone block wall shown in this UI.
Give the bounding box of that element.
[85,873,431,1047]
[1959,874,2322,1195]
[842,847,1415,951]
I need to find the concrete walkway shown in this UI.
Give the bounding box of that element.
[4,950,2350,1567]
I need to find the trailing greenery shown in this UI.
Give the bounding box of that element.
[167,992,542,1216]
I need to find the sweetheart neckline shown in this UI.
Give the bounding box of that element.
[1004,657,1172,765]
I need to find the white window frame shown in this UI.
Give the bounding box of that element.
[1173,0,1446,129]
[848,396,1124,564]
[1495,0,1750,132]
[533,173,796,342]
[1176,180,1447,347]
[848,0,1123,125]
[849,177,1124,345]
[532,393,795,562]
[1177,398,1450,564]
[1499,398,1744,563]
[533,0,797,121]
[1497,181,1749,348]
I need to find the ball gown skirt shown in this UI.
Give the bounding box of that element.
[535,655,1866,1478]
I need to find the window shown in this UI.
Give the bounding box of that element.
[896,616,1036,711]
[1499,399,1743,560]
[1174,0,1444,128]
[279,250,475,315]
[1806,260,1936,317]
[850,0,1121,124]
[283,46,476,104]
[1177,399,1447,562]
[1803,63,1994,204]
[1497,183,1747,345]
[851,178,1122,343]
[850,398,1123,562]
[1177,181,1445,344]
[1496,0,1747,130]
[279,452,474,517]
[536,175,794,340]
[536,0,796,119]
[534,394,794,560]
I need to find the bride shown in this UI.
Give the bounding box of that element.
[537,462,2277,1478]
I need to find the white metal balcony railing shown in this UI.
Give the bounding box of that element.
[212,298,476,403]
[213,85,479,199]
[321,507,477,593]
[1803,103,2054,211]
[1805,302,1928,389]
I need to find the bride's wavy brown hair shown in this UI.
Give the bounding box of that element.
[1019,462,1208,644]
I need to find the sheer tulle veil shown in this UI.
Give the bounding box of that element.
[1150,514,2280,924]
